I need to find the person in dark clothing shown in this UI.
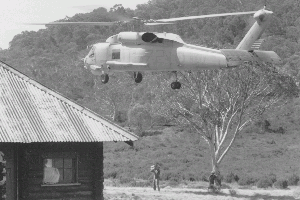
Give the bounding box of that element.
[209,172,216,188]
[150,163,160,191]
[208,171,221,192]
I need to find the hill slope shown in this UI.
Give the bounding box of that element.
[104,126,300,184]
[0,0,299,186]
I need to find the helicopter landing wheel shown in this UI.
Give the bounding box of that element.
[134,72,143,83]
[171,81,181,90]
[101,73,109,84]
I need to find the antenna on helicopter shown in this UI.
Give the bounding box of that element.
[264,0,267,9]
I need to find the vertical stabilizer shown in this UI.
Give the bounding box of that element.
[236,9,273,50]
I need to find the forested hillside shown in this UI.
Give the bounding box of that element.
[1,0,300,186]
[1,0,300,122]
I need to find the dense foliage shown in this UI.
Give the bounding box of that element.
[1,0,300,184]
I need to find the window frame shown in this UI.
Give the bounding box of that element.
[41,152,80,187]
[88,47,95,58]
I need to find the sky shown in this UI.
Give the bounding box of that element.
[0,0,149,49]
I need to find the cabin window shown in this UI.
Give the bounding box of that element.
[112,49,120,59]
[42,153,78,185]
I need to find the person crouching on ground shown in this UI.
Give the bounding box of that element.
[150,163,160,191]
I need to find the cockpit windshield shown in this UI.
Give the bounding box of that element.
[88,46,95,58]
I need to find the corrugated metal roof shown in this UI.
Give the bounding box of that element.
[0,61,138,143]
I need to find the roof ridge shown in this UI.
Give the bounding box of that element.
[0,60,138,140]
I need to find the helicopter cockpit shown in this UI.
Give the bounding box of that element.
[84,43,111,77]
[88,46,95,58]
[83,46,95,69]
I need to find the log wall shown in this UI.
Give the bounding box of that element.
[18,143,103,200]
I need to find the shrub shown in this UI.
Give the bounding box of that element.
[254,119,271,134]
[229,189,237,196]
[134,124,144,136]
[273,179,288,189]
[140,130,163,137]
[105,171,118,179]
[120,177,134,184]
[114,110,128,123]
[201,175,208,182]
[224,172,234,183]
[219,174,224,181]
[234,174,240,182]
[129,180,151,187]
[225,172,239,183]
[161,170,183,182]
[189,177,196,182]
[136,180,151,187]
[128,104,151,128]
[129,180,137,187]
[238,176,258,186]
[268,173,277,184]
[288,174,300,186]
[257,177,273,188]
[169,180,179,186]
[151,115,168,126]
[276,127,285,134]
[184,172,198,182]
[169,173,182,183]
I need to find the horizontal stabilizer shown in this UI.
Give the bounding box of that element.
[220,49,281,67]
[253,50,281,63]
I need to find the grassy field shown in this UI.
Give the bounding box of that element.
[103,180,300,200]
[103,124,300,186]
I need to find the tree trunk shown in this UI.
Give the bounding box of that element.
[209,141,221,179]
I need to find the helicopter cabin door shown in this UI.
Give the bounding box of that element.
[94,43,110,66]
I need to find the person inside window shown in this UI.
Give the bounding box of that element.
[43,159,60,184]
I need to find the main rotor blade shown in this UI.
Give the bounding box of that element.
[144,22,174,26]
[156,10,257,22]
[23,22,116,26]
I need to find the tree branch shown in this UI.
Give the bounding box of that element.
[217,96,246,164]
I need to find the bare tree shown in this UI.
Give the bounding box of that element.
[94,74,134,121]
[153,63,298,178]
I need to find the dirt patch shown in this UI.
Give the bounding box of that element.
[104,185,300,200]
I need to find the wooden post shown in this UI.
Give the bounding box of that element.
[93,142,104,200]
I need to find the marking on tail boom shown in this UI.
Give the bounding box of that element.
[251,39,265,50]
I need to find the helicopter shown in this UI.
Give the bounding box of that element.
[27,7,280,89]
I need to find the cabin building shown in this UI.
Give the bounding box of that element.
[0,61,138,200]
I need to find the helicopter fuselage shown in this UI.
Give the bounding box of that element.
[84,32,230,76]
[24,7,280,89]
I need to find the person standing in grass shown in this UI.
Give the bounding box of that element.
[208,171,221,192]
[208,171,217,189]
[150,163,160,191]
